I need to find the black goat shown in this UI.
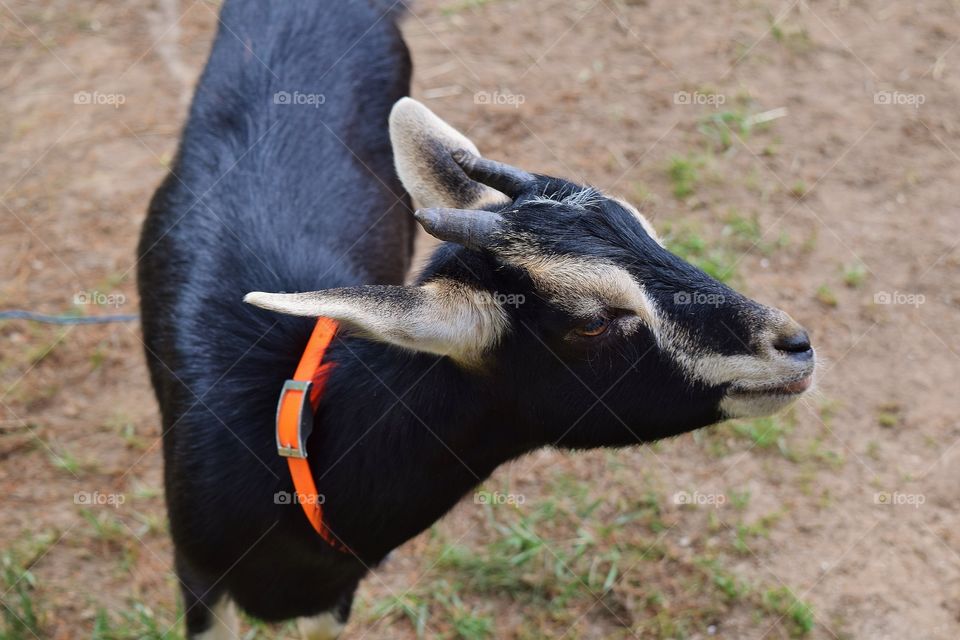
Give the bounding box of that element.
[138,1,815,638]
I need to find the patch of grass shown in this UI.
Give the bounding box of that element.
[842,262,868,288]
[45,438,100,476]
[815,284,838,307]
[762,587,815,636]
[770,22,784,41]
[774,230,792,251]
[762,139,781,156]
[733,512,783,555]
[877,412,898,428]
[705,412,800,461]
[373,579,497,640]
[731,416,791,452]
[800,228,819,254]
[800,439,845,468]
[876,402,901,428]
[818,397,840,424]
[770,18,813,54]
[728,489,751,510]
[371,467,818,639]
[721,208,773,252]
[0,531,57,637]
[695,90,782,152]
[372,593,430,638]
[80,508,128,547]
[0,553,42,640]
[709,566,749,601]
[623,491,666,533]
[90,343,107,370]
[696,429,733,457]
[106,413,151,451]
[49,446,82,475]
[91,601,184,640]
[435,543,541,596]
[698,109,754,151]
[439,592,493,640]
[666,155,703,199]
[790,180,809,199]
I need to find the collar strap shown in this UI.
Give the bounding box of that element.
[276,317,350,553]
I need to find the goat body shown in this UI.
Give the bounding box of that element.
[139,2,816,637]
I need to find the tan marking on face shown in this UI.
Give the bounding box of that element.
[651,306,815,419]
[498,249,659,328]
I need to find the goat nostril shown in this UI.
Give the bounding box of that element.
[774,330,812,356]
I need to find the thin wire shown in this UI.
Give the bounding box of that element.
[0,310,140,324]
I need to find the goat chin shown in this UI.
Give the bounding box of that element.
[719,382,815,419]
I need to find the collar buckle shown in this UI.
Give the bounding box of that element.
[276,379,314,458]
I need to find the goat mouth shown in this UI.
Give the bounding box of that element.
[729,375,813,397]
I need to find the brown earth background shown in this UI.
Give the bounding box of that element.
[1,0,959,638]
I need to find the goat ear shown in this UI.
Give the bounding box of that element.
[389,98,508,209]
[243,283,507,366]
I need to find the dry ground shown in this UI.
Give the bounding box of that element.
[1,0,959,638]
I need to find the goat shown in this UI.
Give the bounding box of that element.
[137,1,815,638]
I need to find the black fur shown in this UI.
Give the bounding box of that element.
[138,0,415,633]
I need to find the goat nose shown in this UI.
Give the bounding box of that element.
[773,329,813,359]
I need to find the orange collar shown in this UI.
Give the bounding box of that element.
[275,317,350,553]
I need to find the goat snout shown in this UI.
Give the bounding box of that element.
[762,310,814,361]
[772,328,813,361]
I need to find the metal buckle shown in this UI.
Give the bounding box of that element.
[276,379,314,458]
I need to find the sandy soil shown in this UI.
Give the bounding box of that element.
[1,1,958,638]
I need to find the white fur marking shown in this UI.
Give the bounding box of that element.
[498,252,659,329]
[527,187,604,210]
[192,597,238,640]
[297,611,344,640]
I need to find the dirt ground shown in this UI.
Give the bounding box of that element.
[2,0,959,638]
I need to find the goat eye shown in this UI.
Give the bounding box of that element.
[576,315,609,337]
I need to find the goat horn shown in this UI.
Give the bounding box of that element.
[452,149,534,198]
[414,207,504,250]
